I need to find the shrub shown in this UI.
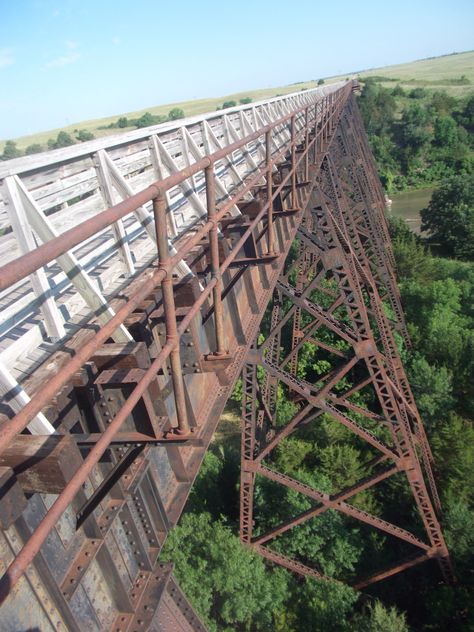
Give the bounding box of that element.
[25,143,43,155]
[1,140,22,160]
[76,129,95,142]
[168,107,185,120]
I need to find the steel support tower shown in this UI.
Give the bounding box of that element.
[0,81,452,630]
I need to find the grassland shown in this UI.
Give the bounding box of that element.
[2,50,473,153]
[358,50,474,96]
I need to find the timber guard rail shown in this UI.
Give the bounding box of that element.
[0,81,453,631]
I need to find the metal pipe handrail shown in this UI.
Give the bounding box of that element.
[0,93,329,292]
[0,82,353,602]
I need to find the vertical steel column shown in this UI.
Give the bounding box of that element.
[313,102,318,163]
[323,97,328,146]
[240,361,257,544]
[153,193,190,434]
[290,115,297,208]
[205,163,227,355]
[304,107,309,181]
[265,130,275,255]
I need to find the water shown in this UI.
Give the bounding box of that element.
[388,187,435,234]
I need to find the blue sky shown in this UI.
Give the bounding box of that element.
[0,0,473,139]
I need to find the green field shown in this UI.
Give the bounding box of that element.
[2,49,473,153]
[359,50,474,95]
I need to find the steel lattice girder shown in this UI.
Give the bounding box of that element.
[0,81,453,630]
[0,83,353,629]
[239,109,454,589]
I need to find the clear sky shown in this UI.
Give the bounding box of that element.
[0,0,473,139]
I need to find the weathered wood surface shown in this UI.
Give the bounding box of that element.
[0,434,84,494]
[0,83,342,383]
[0,83,346,630]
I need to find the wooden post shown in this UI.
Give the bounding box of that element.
[10,175,132,344]
[0,364,55,434]
[0,434,83,494]
[95,150,135,276]
[3,176,65,341]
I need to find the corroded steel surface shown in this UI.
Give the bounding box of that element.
[0,82,452,630]
[239,99,454,588]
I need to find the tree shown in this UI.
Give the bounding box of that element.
[1,140,21,160]
[239,97,252,104]
[431,413,474,507]
[318,79,325,85]
[290,578,358,632]
[407,353,454,425]
[359,79,396,136]
[392,84,406,97]
[161,512,288,631]
[48,131,75,149]
[56,131,75,147]
[420,175,474,259]
[433,116,458,147]
[458,94,474,131]
[25,143,43,155]
[254,469,364,580]
[117,117,129,128]
[353,601,410,632]
[430,90,457,115]
[168,107,185,120]
[135,112,156,128]
[392,233,435,282]
[409,87,427,99]
[398,103,431,155]
[222,100,237,109]
[75,129,95,142]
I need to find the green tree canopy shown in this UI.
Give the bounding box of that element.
[1,140,22,160]
[25,143,43,155]
[353,601,410,632]
[75,129,95,142]
[168,107,185,120]
[420,175,474,259]
[161,512,288,631]
[433,116,458,147]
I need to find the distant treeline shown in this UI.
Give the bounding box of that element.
[216,96,253,110]
[0,107,187,161]
[98,107,185,131]
[1,128,96,160]
[358,77,474,191]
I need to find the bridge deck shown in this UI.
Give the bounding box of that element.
[0,83,349,630]
[0,80,453,631]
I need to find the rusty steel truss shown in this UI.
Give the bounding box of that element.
[239,97,454,589]
[0,81,452,630]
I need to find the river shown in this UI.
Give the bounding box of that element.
[388,186,435,234]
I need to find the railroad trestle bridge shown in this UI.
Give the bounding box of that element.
[0,81,453,631]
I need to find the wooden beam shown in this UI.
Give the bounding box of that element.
[95,149,135,275]
[11,175,132,343]
[202,120,247,189]
[101,146,194,280]
[223,115,265,181]
[0,363,55,434]
[0,434,84,494]
[0,467,27,528]
[3,177,65,340]
[150,135,208,219]
[181,127,241,217]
